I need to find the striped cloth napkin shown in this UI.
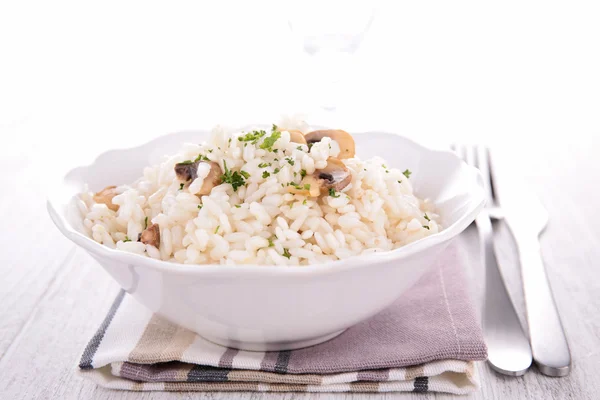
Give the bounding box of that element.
[79,246,487,394]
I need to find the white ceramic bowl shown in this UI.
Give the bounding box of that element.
[48,129,484,351]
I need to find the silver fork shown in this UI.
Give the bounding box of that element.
[453,144,533,376]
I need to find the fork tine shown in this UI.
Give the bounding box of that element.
[475,145,494,207]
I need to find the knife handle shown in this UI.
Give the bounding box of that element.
[518,237,571,376]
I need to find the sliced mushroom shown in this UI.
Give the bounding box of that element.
[304,129,355,159]
[286,176,321,197]
[174,161,222,196]
[197,161,222,196]
[174,161,199,182]
[139,223,160,248]
[93,186,119,211]
[285,129,307,145]
[314,158,352,192]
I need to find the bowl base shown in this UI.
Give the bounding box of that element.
[200,329,346,352]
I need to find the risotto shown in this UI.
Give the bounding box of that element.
[78,123,441,266]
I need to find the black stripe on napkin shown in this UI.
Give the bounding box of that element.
[187,365,231,382]
[274,351,292,373]
[413,376,429,392]
[79,290,126,370]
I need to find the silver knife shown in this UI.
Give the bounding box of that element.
[494,158,572,377]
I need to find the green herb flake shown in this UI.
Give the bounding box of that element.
[208,149,213,153]
[194,154,210,162]
[386,170,390,173]
[403,169,412,179]
[228,138,232,144]
[273,167,281,174]
[262,171,270,179]
[258,162,270,168]
[144,216,148,229]
[397,180,402,184]
[179,160,194,165]
[300,169,307,178]
[239,130,267,144]
[234,204,241,208]
[220,160,247,191]
[282,248,291,259]
[424,213,431,222]
[273,149,279,153]
[296,146,303,151]
[302,199,308,205]
[286,157,295,166]
[197,204,203,209]
[240,170,251,179]
[214,225,220,234]
[268,238,275,247]
[422,225,430,230]
[179,183,185,190]
[123,236,131,243]
[304,184,311,190]
[259,128,282,151]
[382,164,387,169]
[329,188,340,198]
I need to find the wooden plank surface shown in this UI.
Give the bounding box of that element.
[0,127,599,400]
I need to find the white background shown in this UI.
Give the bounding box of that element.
[1,1,599,175]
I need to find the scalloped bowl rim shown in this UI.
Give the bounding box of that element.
[47,128,485,278]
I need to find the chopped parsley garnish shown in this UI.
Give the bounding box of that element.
[208,149,213,153]
[144,216,148,229]
[194,154,210,162]
[293,172,297,177]
[302,199,307,205]
[290,202,294,209]
[179,183,184,190]
[268,237,275,247]
[123,236,131,242]
[296,146,303,151]
[228,138,232,144]
[328,188,340,198]
[397,180,402,184]
[282,248,291,259]
[220,160,247,191]
[259,126,282,151]
[424,213,431,222]
[197,204,203,209]
[238,130,266,144]
[403,169,412,178]
[234,204,241,208]
[258,162,270,168]
[273,167,281,174]
[385,170,390,173]
[422,225,430,230]
[240,170,250,179]
[214,225,220,234]
[382,164,387,169]
[304,184,311,190]
[286,157,295,166]
[300,169,307,178]
[179,160,194,165]
[273,149,279,153]
[273,158,279,162]
[262,171,270,179]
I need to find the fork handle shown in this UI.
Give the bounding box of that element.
[517,236,571,376]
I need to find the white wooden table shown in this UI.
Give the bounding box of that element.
[1,2,599,399]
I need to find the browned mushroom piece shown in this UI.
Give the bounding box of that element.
[285,129,307,145]
[139,223,160,248]
[314,158,352,192]
[93,186,119,211]
[174,161,222,196]
[304,129,355,159]
[286,176,321,197]
[174,160,199,182]
[197,161,222,196]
